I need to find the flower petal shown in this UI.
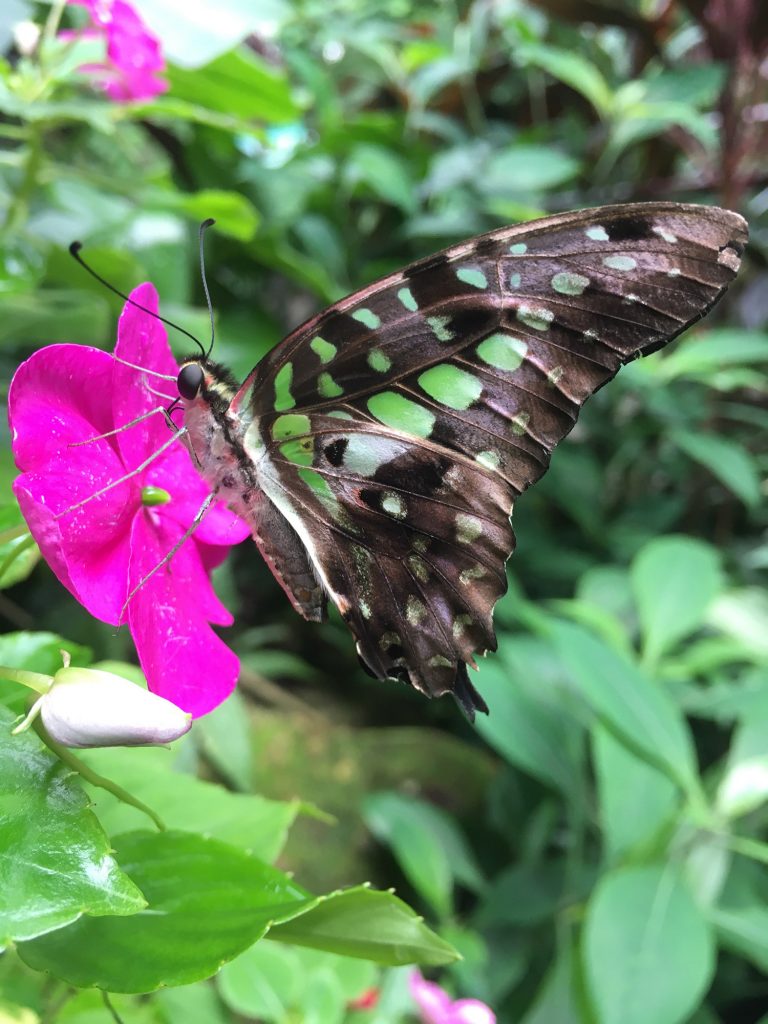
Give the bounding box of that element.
[451,1001,496,1024]
[409,972,454,1024]
[42,667,191,748]
[112,282,180,469]
[9,344,116,472]
[127,512,238,717]
[14,444,135,623]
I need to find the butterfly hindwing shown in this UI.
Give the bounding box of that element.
[256,414,513,714]
[235,202,746,713]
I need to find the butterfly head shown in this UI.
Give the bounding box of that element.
[176,358,239,410]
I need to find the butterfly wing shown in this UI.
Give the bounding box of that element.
[244,203,747,713]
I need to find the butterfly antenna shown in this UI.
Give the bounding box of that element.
[68,241,207,358]
[199,217,216,358]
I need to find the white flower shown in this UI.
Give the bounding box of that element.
[39,667,192,748]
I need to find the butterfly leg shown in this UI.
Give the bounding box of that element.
[55,428,189,519]
[118,489,217,622]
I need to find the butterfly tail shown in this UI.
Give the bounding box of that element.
[453,663,489,722]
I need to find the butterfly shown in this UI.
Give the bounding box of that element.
[174,202,747,719]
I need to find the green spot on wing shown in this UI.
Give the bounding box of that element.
[603,254,637,271]
[509,242,527,254]
[274,363,295,411]
[298,467,336,502]
[310,337,337,364]
[551,271,590,295]
[456,267,488,290]
[586,226,609,241]
[418,364,482,410]
[352,308,381,329]
[509,272,521,289]
[516,304,554,331]
[427,316,454,342]
[367,349,392,373]
[272,413,311,440]
[318,372,344,398]
[367,392,435,438]
[279,438,314,467]
[397,287,418,312]
[476,333,528,372]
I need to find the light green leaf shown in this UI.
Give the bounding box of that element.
[672,431,762,508]
[548,620,698,792]
[593,723,678,863]
[707,589,768,659]
[80,747,298,863]
[167,48,298,123]
[269,887,459,967]
[584,865,714,1024]
[717,694,768,818]
[474,640,584,797]
[516,43,613,116]
[363,791,484,918]
[159,190,260,241]
[345,144,417,213]
[218,943,299,1021]
[480,145,582,195]
[631,536,724,665]
[194,689,253,792]
[0,708,145,946]
[658,329,768,380]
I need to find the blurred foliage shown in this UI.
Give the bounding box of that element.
[0,0,767,1021]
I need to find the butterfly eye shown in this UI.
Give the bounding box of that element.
[177,363,204,400]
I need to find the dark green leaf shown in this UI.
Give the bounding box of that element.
[17,830,311,990]
[0,707,144,946]
[672,431,762,508]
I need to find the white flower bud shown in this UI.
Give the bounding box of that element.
[40,667,192,748]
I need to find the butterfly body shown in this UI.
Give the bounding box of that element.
[178,203,747,718]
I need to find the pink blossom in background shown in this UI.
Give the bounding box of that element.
[63,0,168,102]
[8,283,250,717]
[409,972,496,1024]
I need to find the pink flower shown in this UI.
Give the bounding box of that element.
[64,0,167,102]
[409,972,495,1024]
[8,283,250,718]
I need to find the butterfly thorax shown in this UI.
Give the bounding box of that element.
[179,358,327,622]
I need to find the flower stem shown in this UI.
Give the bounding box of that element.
[0,665,52,694]
[32,719,167,832]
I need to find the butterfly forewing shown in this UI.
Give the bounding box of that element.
[237,202,747,715]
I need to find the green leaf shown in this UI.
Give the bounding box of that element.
[593,723,678,863]
[345,144,417,213]
[17,830,311,991]
[516,43,614,116]
[363,791,484,919]
[520,935,581,1024]
[657,330,768,381]
[716,694,768,819]
[672,431,762,508]
[155,981,231,1024]
[156,189,260,242]
[631,536,724,665]
[475,638,584,797]
[0,632,91,677]
[707,589,768,660]
[269,887,459,967]
[0,707,145,946]
[194,690,253,792]
[80,747,298,863]
[584,865,715,1024]
[0,503,38,590]
[547,620,698,792]
[167,48,298,123]
[480,145,582,195]
[218,943,300,1021]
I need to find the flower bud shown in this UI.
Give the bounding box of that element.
[41,667,192,748]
